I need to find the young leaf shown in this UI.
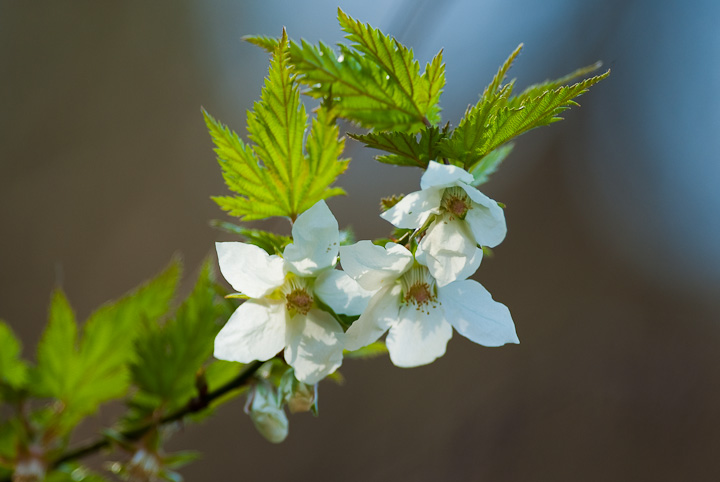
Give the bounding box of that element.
[349,125,445,168]
[245,9,445,132]
[208,30,349,221]
[337,8,445,128]
[468,143,514,186]
[440,45,608,168]
[32,261,180,430]
[131,261,224,412]
[0,321,28,393]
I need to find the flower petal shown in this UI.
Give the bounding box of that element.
[344,284,401,351]
[439,280,518,346]
[417,218,483,286]
[339,241,413,291]
[420,161,474,190]
[460,185,507,247]
[214,299,287,363]
[284,309,344,384]
[216,242,285,298]
[386,304,453,367]
[314,269,375,316]
[380,188,443,229]
[283,200,340,276]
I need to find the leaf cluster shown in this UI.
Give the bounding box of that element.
[207,30,349,222]
[244,12,606,187]
[0,259,248,480]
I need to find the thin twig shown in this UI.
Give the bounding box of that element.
[52,360,264,468]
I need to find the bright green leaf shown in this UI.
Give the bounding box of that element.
[0,321,28,393]
[349,125,446,168]
[468,143,515,186]
[246,9,445,132]
[208,30,348,221]
[131,260,224,412]
[32,261,180,431]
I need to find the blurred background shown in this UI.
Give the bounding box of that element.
[1,0,719,480]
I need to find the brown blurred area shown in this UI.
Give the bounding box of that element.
[1,2,719,481]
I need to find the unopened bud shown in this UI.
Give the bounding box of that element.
[248,384,288,444]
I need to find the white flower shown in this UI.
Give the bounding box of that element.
[214,200,372,384]
[340,241,518,367]
[381,161,506,286]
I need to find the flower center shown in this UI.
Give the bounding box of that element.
[441,186,471,219]
[282,276,314,315]
[400,265,438,313]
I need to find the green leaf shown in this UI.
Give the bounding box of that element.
[0,321,28,393]
[468,143,514,186]
[208,30,349,221]
[32,261,180,430]
[349,125,446,168]
[209,221,292,255]
[131,260,224,412]
[336,8,445,129]
[246,9,445,132]
[439,45,608,168]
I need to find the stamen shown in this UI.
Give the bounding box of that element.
[282,276,314,315]
[400,265,439,313]
[441,186,471,219]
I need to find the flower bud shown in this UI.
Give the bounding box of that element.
[247,383,289,443]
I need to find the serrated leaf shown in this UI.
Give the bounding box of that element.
[246,9,445,132]
[209,221,292,255]
[469,143,514,186]
[32,261,180,431]
[337,8,445,128]
[349,125,445,168]
[132,262,220,408]
[477,70,609,155]
[208,30,348,222]
[0,321,28,393]
[440,47,608,168]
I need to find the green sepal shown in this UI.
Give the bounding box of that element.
[343,341,388,359]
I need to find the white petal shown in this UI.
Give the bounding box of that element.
[380,188,443,229]
[216,242,285,298]
[420,161,474,190]
[460,185,507,248]
[439,280,518,346]
[386,304,453,367]
[314,269,375,316]
[284,309,344,384]
[214,299,287,363]
[339,241,413,291]
[417,218,483,286]
[283,200,340,276]
[344,284,401,351]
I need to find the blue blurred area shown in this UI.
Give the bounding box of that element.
[195,0,720,296]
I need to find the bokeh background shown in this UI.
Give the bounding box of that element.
[2,0,719,480]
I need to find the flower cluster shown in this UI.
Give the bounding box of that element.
[214,161,518,384]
